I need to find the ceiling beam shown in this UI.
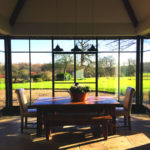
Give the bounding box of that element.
[9,0,26,26]
[122,0,138,28]
[137,16,150,35]
[0,14,11,35]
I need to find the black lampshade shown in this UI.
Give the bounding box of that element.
[71,45,82,51]
[53,45,63,51]
[88,45,97,51]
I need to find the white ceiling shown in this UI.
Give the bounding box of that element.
[0,0,150,36]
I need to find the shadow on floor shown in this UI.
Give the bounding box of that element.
[1,114,150,150]
[127,143,150,150]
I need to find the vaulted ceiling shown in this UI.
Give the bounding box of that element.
[0,0,150,36]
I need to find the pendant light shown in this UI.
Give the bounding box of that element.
[88,44,97,51]
[71,0,82,52]
[71,45,81,51]
[88,0,97,52]
[53,0,63,52]
[53,45,63,51]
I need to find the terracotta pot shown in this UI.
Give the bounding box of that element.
[70,92,88,102]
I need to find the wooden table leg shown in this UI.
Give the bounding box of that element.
[111,106,116,134]
[37,109,42,136]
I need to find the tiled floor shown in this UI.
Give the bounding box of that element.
[0,114,150,150]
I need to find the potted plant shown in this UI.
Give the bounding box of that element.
[69,83,90,102]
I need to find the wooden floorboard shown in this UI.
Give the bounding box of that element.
[0,114,150,150]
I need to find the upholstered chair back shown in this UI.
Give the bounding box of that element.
[123,87,135,114]
[15,88,28,114]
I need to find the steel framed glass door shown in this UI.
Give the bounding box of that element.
[53,52,97,97]
[53,39,97,97]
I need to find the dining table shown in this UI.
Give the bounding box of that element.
[31,96,120,136]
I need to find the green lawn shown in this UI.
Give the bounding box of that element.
[0,76,138,94]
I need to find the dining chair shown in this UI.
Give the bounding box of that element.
[15,88,37,133]
[116,87,135,130]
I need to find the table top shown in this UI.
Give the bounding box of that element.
[32,96,120,108]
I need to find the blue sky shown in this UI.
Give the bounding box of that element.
[0,39,150,65]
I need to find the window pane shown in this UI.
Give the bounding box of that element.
[98,53,118,99]
[98,40,119,51]
[54,54,74,91]
[143,40,150,108]
[0,39,4,51]
[12,53,30,106]
[76,54,96,83]
[0,50,5,110]
[144,39,150,51]
[75,40,96,52]
[54,40,74,52]
[120,53,136,102]
[120,39,136,51]
[11,40,29,52]
[31,40,52,51]
[31,53,52,102]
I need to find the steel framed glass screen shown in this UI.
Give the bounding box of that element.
[9,38,137,106]
[11,39,52,106]
[98,39,136,102]
[0,39,5,110]
[143,39,150,108]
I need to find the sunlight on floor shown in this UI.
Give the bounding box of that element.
[1,115,150,150]
[58,137,104,149]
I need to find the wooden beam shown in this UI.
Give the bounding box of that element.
[0,14,11,35]
[137,16,150,35]
[122,0,138,28]
[9,0,26,26]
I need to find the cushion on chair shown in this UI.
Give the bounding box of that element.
[115,107,129,116]
[27,108,37,113]
[22,109,37,117]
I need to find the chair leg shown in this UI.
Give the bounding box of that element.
[124,116,127,126]
[25,117,27,128]
[45,124,52,141]
[109,119,113,135]
[102,120,108,140]
[128,115,131,130]
[91,125,101,137]
[44,117,52,141]
[21,116,24,133]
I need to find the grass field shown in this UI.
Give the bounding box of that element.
[0,76,138,94]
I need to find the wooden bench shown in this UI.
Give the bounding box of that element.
[44,114,112,141]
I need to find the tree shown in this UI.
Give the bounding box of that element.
[41,64,52,72]
[84,62,95,78]
[76,40,96,78]
[76,40,94,66]
[98,56,115,77]
[126,58,136,77]
[98,59,105,77]
[12,64,30,83]
[0,63,5,75]
[41,71,52,81]
[55,54,73,80]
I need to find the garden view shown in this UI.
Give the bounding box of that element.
[0,39,150,108]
